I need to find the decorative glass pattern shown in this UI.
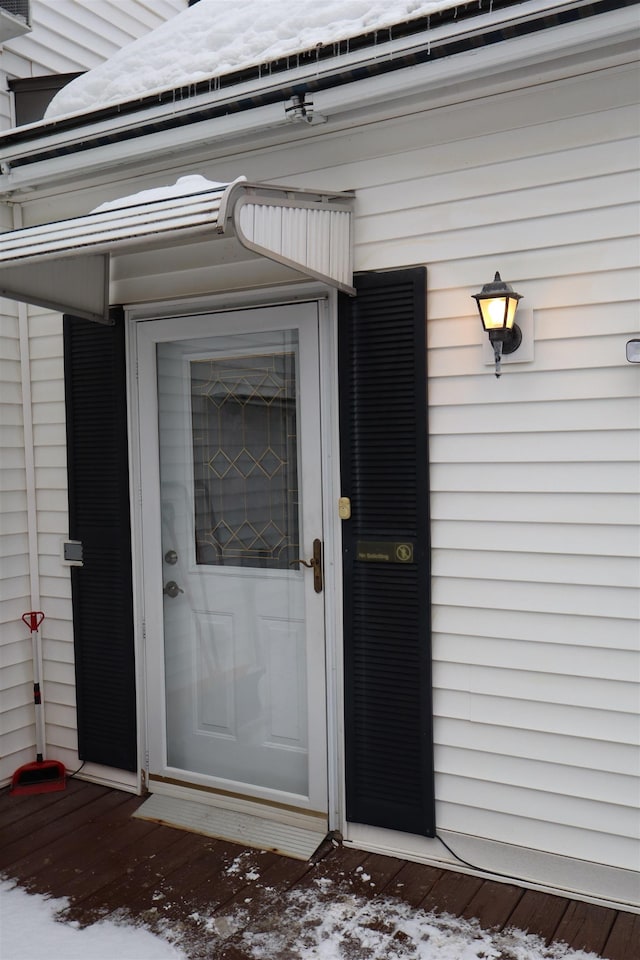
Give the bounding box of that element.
[191,350,299,568]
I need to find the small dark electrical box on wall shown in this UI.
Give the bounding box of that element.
[61,540,83,565]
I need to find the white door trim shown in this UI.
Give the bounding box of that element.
[125,285,344,829]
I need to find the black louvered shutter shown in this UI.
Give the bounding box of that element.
[339,268,434,836]
[63,309,137,771]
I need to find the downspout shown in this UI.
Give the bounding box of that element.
[14,201,46,751]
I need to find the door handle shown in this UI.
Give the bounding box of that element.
[163,580,184,598]
[289,538,323,593]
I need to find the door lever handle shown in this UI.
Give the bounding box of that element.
[289,538,323,593]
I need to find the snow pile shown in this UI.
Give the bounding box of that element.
[0,879,185,960]
[46,0,462,119]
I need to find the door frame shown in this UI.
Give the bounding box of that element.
[125,284,344,829]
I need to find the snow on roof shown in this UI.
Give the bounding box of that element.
[45,0,462,120]
[89,174,232,213]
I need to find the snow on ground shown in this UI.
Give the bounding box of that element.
[0,875,603,960]
[45,0,464,119]
[0,879,185,960]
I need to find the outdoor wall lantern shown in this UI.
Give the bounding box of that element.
[472,272,523,378]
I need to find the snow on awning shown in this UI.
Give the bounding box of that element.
[0,176,355,322]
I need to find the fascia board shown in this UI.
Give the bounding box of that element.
[0,100,287,194]
[312,4,640,119]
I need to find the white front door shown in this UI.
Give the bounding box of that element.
[137,302,327,814]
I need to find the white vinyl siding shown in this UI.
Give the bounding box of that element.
[339,65,639,875]
[0,0,186,783]
[0,186,33,781]
[2,0,185,73]
[100,59,638,880]
[4,0,185,76]
[28,307,77,768]
[0,299,76,781]
[0,0,185,134]
[0,296,33,783]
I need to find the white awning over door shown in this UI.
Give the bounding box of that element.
[0,177,354,322]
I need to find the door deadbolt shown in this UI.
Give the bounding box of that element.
[164,549,178,565]
[163,580,184,598]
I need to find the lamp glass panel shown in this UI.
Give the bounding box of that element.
[505,297,518,329]
[481,296,508,330]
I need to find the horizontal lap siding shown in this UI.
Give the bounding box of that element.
[1,0,185,79]
[0,304,79,785]
[0,293,32,782]
[29,309,77,770]
[346,64,639,872]
[1,0,186,783]
[0,185,31,780]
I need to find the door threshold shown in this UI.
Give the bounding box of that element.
[133,792,327,860]
[147,775,328,831]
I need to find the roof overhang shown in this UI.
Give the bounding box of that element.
[0,178,355,322]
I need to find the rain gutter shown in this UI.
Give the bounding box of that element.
[1,0,584,148]
[0,0,636,194]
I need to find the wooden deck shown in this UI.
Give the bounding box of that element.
[1,779,638,959]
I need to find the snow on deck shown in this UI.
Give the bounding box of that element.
[0,877,604,960]
[1,781,632,960]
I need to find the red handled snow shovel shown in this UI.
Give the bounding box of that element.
[10,612,66,795]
